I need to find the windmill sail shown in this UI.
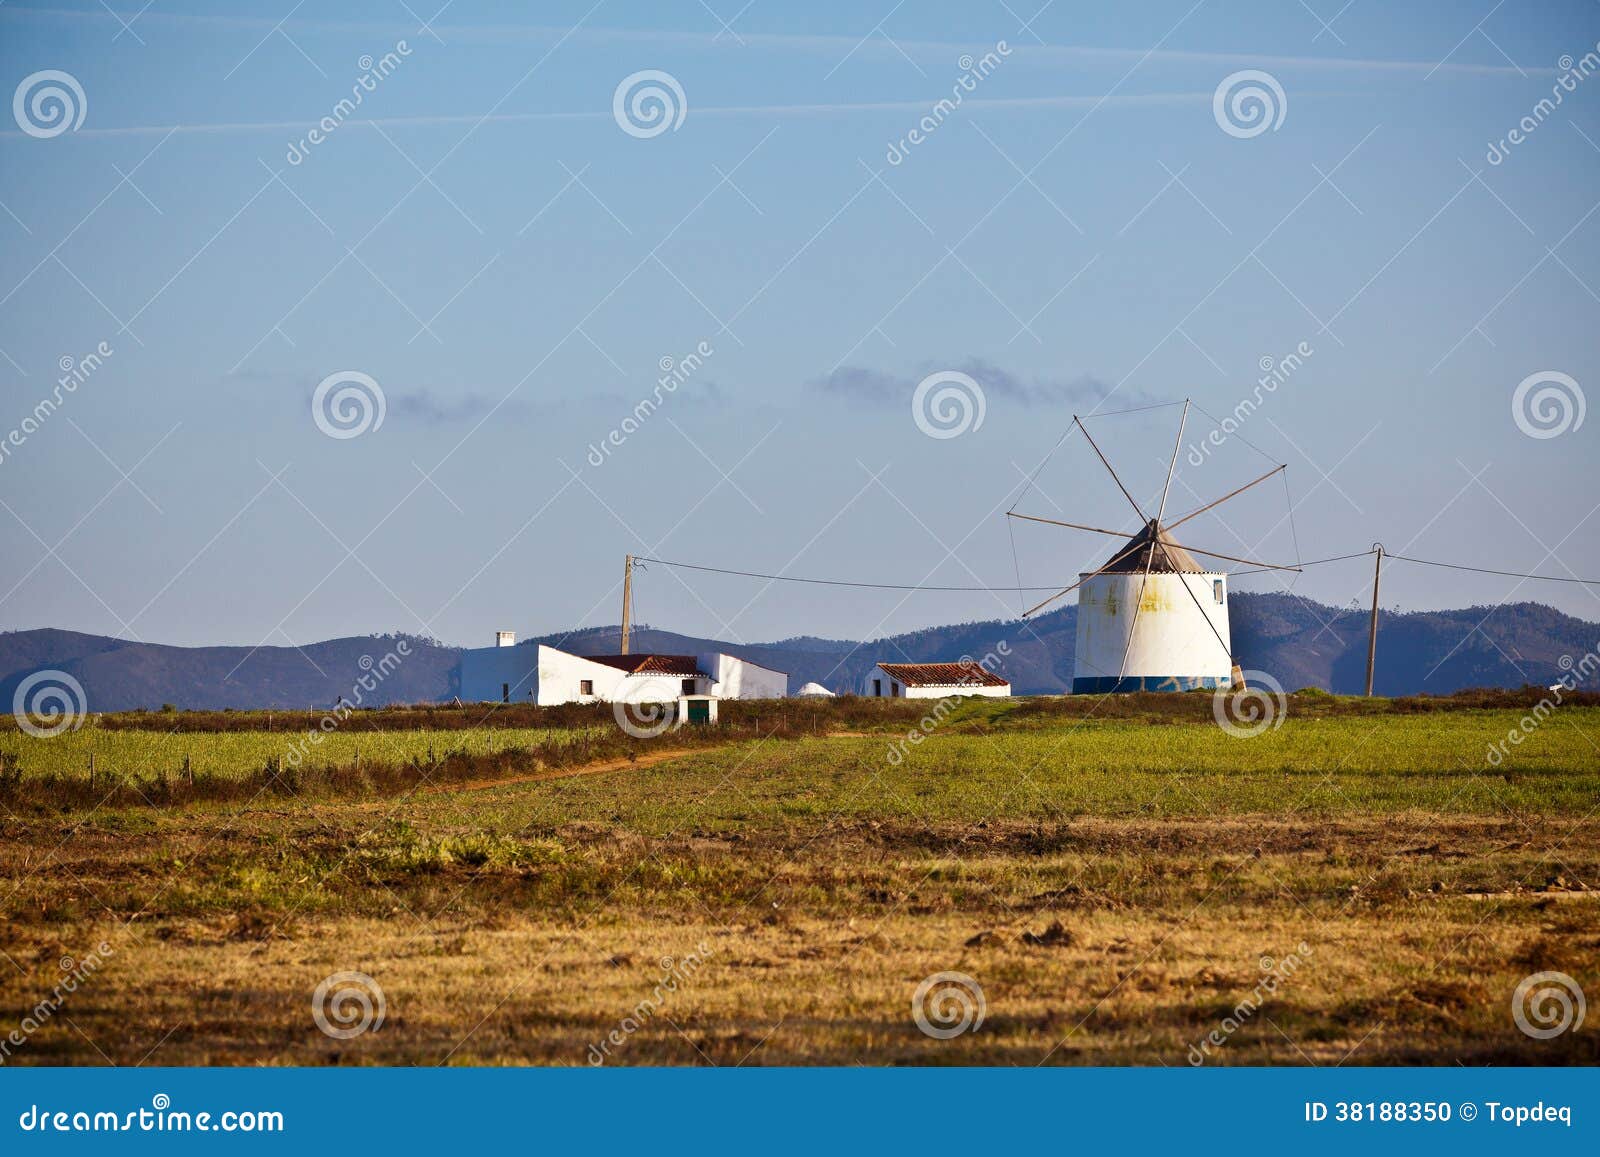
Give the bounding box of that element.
[1009,399,1283,694]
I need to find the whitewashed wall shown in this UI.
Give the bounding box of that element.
[1072,572,1232,689]
[459,643,539,703]
[535,647,632,705]
[700,652,787,698]
[461,645,783,704]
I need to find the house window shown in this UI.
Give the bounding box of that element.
[892,681,901,697]
[1213,579,1224,604]
[681,678,695,695]
[501,683,509,704]
[873,678,882,697]
[580,680,593,696]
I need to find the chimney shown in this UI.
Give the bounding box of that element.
[495,631,516,648]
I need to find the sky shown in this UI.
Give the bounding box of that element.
[1,0,1598,652]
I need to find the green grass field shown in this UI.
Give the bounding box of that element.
[0,723,604,779]
[1,700,1596,1066]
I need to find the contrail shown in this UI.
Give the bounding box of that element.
[3,90,1239,140]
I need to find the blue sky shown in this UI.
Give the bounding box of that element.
[1,0,1597,650]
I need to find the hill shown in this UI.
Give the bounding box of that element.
[3,595,1594,712]
[0,629,458,715]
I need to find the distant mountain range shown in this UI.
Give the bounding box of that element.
[3,594,1596,712]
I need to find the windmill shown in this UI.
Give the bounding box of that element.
[1008,399,1298,693]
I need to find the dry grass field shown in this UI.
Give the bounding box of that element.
[1,693,1597,1066]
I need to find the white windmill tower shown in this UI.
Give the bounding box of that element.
[1009,400,1296,693]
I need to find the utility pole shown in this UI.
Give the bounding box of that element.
[1365,544,1383,696]
[620,553,633,655]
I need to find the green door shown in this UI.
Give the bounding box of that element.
[686,698,710,725]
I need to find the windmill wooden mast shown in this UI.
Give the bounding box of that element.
[1008,400,1297,693]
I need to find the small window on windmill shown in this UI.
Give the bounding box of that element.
[580,679,593,696]
[1213,579,1224,604]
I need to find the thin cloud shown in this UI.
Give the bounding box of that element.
[3,5,1545,77]
[388,390,512,423]
[584,379,730,411]
[812,359,1135,408]
[5,92,1227,140]
[388,379,728,423]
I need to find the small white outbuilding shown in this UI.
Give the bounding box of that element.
[793,682,835,698]
[458,635,787,704]
[863,661,1011,700]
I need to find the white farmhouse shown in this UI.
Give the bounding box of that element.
[458,634,787,704]
[863,661,1011,700]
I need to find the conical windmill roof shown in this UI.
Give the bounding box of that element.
[1098,520,1206,574]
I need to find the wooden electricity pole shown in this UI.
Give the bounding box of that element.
[620,554,634,655]
[1364,544,1383,696]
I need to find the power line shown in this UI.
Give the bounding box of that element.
[1231,548,1600,586]
[1388,552,1600,586]
[1230,549,1377,577]
[636,547,1600,596]
[631,556,1065,593]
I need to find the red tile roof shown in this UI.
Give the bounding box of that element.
[585,654,707,677]
[876,661,1009,688]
